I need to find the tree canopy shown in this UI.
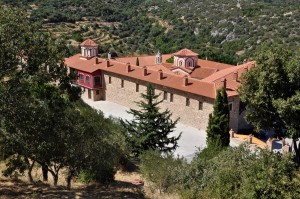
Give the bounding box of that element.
[0,7,127,188]
[239,44,300,163]
[206,88,230,148]
[121,84,181,157]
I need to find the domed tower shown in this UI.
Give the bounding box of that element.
[80,39,98,59]
[155,50,162,64]
[173,48,198,69]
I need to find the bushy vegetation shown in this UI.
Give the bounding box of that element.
[140,150,184,193]
[0,6,128,188]
[140,146,300,199]
[3,0,300,64]
[239,44,300,163]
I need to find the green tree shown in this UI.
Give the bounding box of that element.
[0,6,75,184]
[238,45,300,163]
[200,147,300,199]
[121,84,181,157]
[206,88,230,149]
[140,150,185,193]
[0,7,123,188]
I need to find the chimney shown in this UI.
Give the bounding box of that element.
[158,69,163,80]
[233,71,238,81]
[127,63,131,73]
[221,78,227,88]
[143,66,148,76]
[183,75,188,86]
[106,60,110,67]
[95,57,99,64]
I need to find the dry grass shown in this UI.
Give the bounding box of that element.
[0,163,178,199]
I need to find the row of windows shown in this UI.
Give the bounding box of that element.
[109,76,140,92]
[79,74,101,86]
[164,91,203,110]
[108,76,233,111]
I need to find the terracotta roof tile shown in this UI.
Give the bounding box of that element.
[65,54,216,99]
[114,54,172,66]
[202,61,256,83]
[174,48,199,56]
[197,59,234,70]
[65,53,255,99]
[80,39,98,47]
[65,54,100,73]
[191,67,218,79]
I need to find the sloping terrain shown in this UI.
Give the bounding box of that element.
[2,0,300,63]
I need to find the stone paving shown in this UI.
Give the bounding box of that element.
[83,99,208,162]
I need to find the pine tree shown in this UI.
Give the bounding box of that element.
[206,88,230,148]
[121,84,181,157]
[136,57,140,66]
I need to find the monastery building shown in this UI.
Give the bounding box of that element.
[65,39,255,132]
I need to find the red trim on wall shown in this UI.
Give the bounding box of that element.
[77,70,103,88]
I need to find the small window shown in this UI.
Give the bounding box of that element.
[199,101,203,110]
[94,76,101,85]
[179,61,183,66]
[229,103,233,111]
[186,98,190,106]
[163,91,168,101]
[86,76,90,84]
[121,79,124,88]
[96,90,100,95]
[170,93,174,102]
[109,76,112,84]
[79,74,84,83]
[136,83,139,92]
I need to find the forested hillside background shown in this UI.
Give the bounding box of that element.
[2,0,300,64]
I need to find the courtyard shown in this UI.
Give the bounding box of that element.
[83,99,208,162]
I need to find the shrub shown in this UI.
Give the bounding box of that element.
[140,150,185,193]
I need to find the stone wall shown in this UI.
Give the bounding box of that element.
[81,87,104,101]
[79,71,244,132]
[103,71,214,130]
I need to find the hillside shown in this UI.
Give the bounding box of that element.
[2,0,300,64]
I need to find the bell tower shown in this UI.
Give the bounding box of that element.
[80,39,98,59]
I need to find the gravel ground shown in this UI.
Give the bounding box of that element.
[83,99,207,162]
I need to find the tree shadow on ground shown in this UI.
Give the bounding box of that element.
[0,178,145,199]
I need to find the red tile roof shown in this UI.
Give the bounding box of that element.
[65,52,255,99]
[65,54,100,73]
[171,66,193,74]
[202,61,256,83]
[114,54,172,66]
[174,48,199,56]
[191,67,218,79]
[197,59,234,70]
[65,55,217,99]
[80,39,98,47]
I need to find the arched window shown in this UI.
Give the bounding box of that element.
[179,61,183,66]
[187,61,192,67]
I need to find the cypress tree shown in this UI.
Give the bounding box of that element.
[136,57,140,66]
[206,88,230,148]
[121,84,181,157]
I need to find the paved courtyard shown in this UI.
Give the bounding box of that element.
[83,99,207,162]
